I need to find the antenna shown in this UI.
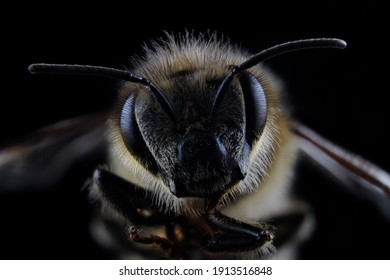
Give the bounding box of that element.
[211,38,347,115]
[28,63,177,123]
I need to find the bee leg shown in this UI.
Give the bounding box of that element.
[129,225,172,248]
[202,212,272,252]
[92,167,168,225]
[128,225,186,259]
[92,168,187,257]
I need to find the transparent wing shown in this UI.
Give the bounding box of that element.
[0,113,109,192]
[292,122,390,220]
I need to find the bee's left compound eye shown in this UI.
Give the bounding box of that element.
[239,71,267,146]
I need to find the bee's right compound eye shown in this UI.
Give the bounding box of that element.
[120,95,158,173]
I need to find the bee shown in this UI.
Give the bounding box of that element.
[1,32,389,259]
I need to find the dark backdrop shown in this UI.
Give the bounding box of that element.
[1,3,389,259]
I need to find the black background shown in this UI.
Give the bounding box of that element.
[1,2,389,259]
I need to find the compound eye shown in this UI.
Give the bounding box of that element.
[120,95,158,173]
[239,71,267,146]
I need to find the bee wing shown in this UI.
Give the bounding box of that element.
[0,113,109,192]
[292,122,390,220]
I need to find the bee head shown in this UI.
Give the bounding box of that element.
[28,37,346,202]
[121,65,263,198]
[118,37,345,199]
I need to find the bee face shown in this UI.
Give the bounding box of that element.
[115,37,268,199]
